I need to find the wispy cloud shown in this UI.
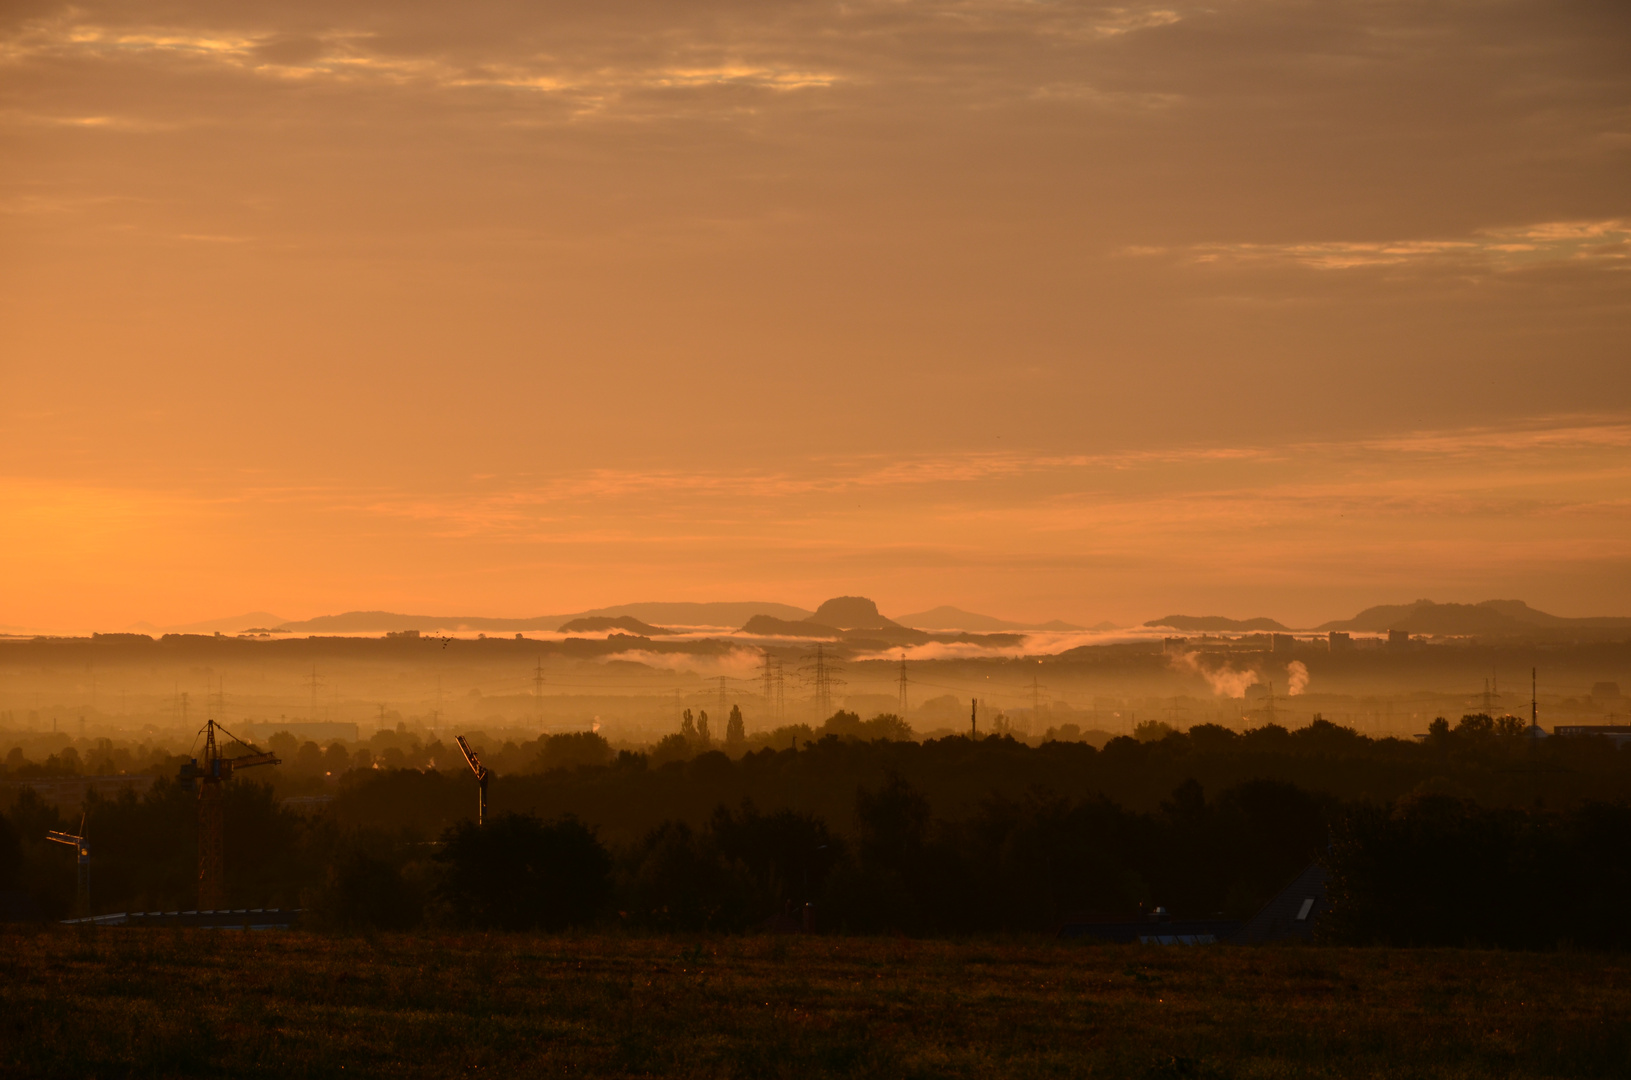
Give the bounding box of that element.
[1183,219,1631,271]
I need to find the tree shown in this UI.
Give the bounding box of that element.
[536,731,611,772]
[0,809,22,890]
[726,705,745,747]
[697,710,712,745]
[680,709,697,739]
[434,813,611,930]
[855,772,930,868]
[323,741,350,772]
[622,820,752,931]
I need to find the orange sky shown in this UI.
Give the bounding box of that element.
[2,1,1629,631]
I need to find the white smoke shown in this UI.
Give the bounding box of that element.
[1169,650,1261,698]
[1286,660,1309,696]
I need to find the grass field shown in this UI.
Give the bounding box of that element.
[2,929,1628,1078]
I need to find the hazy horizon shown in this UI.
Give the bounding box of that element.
[11,589,1631,640]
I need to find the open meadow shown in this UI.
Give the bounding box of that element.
[2,929,1627,1079]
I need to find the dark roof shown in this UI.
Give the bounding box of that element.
[1236,862,1328,944]
[62,908,302,929]
[1058,915,1240,944]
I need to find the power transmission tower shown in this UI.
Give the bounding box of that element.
[774,656,785,723]
[804,644,843,721]
[307,665,322,721]
[762,650,775,720]
[534,657,546,724]
[813,645,830,720]
[897,653,909,715]
[718,675,729,714]
[1030,670,1047,717]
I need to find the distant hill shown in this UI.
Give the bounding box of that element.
[1144,615,1291,632]
[896,605,1085,632]
[274,611,562,633]
[562,602,813,627]
[1318,599,1631,635]
[808,597,898,630]
[128,611,289,634]
[274,601,813,634]
[740,615,842,638]
[557,616,674,636]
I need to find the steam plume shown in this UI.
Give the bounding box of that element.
[1169,650,1261,698]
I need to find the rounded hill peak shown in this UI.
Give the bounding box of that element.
[807,596,899,630]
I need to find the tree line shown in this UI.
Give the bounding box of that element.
[2,713,1629,946]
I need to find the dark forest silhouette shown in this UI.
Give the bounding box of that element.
[4,713,1630,946]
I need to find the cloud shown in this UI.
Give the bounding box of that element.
[1186,220,1631,272]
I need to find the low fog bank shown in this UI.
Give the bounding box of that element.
[0,633,1624,797]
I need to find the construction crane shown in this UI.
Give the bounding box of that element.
[46,813,90,917]
[177,718,279,910]
[455,734,489,825]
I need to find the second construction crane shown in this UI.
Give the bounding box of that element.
[46,814,90,917]
[178,719,279,910]
[455,734,489,825]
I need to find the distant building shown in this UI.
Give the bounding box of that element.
[1271,633,1295,655]
[1553,724,1631,747]
[1386,629,1411,648]
[386,629,420,639]
[1236,863,1328,944]
[1328,631,1352,651]
[1163,637,1189,654]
